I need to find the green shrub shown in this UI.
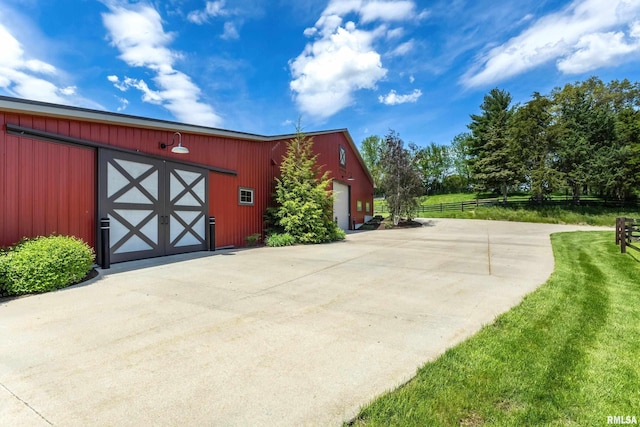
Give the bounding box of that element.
[245,233,262,247]
[330,227,346,241]
[1,235,94,296]
[0,249,8,297]
[265,232,296,247]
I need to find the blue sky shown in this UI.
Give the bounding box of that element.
[1,0,639,147]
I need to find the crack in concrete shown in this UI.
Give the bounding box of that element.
[1,382,53,425]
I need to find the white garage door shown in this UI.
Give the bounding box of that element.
[333,181,350,231]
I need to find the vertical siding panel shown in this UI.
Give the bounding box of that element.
[34,139,47,237]
[56,121,70,238]
[0,113,7,245]
[44,139,58,234]
[6,131,20,245]
[59,144,71,237]
[18,125,34,239]
[0,113,5,245]
[3,115,20,246]
[69,120,80,141]
[44,119,58,234]
[79,147,96,248]
[89,148,97,248]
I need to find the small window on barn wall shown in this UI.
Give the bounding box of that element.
[239,187,254,206]
[357,200,363,212]
[339,145,347,168]
[366,202,371,213]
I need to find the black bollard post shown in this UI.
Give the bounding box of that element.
[100,217,110,269]
[209,217,216,251]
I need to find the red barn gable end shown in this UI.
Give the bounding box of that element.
[0,96,374,264]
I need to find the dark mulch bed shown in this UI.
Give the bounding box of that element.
[359,215,423,230]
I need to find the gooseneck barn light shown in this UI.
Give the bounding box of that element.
[160,132,189,154]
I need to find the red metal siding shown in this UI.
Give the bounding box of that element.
[1,112,280,249]
[206,137,277,248]
[0,113,96,249]
[270,132,374,228]
[315,133,374,227]
[1,108,374,252]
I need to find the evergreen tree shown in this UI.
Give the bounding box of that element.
[468,88,522,201]
[273,126,345,244]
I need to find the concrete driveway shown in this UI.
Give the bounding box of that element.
[0,219,608,426]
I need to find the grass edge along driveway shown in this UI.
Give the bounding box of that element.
[349,231,640,426]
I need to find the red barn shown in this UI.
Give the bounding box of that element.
[0,96,374,265]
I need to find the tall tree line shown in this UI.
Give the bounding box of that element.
[359,77,640,202]
[469,77,640,203]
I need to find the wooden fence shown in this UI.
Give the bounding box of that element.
[616,217,640,253]
[375,197,639,214]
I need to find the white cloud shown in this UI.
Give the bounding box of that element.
[290,25,387,120]
[102,2,222,127]
[378,88,422,105]
[102,4,178,69]
[0,22,76,104]
[632,21,640,38]
[115,96,129,112]
[360,1,416,23]
[557,28,640,74]
[462,0,640,88]
[389,39,414,56]
[221,21,239,40]
[386,27,404,39]
[107,74,129,91]
[187,0,228,24]
[557,32,640,74]
[290,0,421,120]
[187,1,244,41]
[59,86,77,96]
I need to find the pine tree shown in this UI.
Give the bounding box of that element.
[273,126,345,244]
[468,88,522,201]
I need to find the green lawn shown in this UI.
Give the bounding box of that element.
[421,205,639,227]
[348,231,640,426]
[374,193,485,210]
[421,193,490,204]
[374,193,639,227]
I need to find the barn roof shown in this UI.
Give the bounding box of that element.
[0,95,373,185]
